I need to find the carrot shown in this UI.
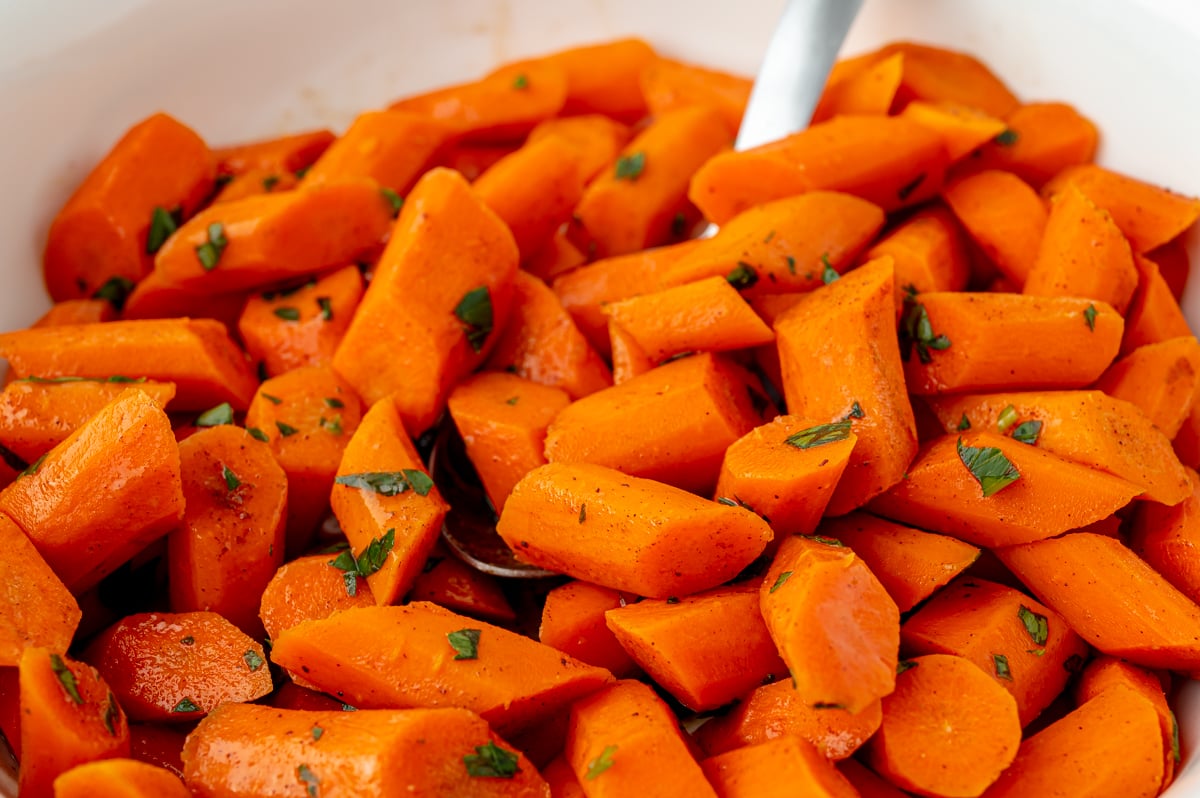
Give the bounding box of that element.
[867,654,1021,798]
[43,113,215,301]
[0,378,174,463]
[870,432,1140,548]
[543,353,765,495]
[54,758,190,798]
[902,100,1008,162]
[390,62,568,142]
[604,585,788,711]
[1130,468,1200,604]
[573,106,731,258]
[1146,233,1191,301]
[506,38,657,122]
[702,735,859,798]
[927,389,1191,506]
[543,755,586,798]
[714,415,856,540]
[167,425,287,637]
[438,142,519,182]
[1095,336,1200,438]
[693,678,882,761]
[1122,253,1192,355]
[941,170,1047,286]
[128,724,187,778]
[879,42,1020,117]
[639,57,752,133]
[660,191,886,295]
[258,554,373,650]
[18,648,129,798]
[473,135,585,261]
[499,462,770,598]
[523,229,588,282]
[688,115,948,225]
[121,268,249,331]
[301,110,451,193]
[33,298,115,327]
[819,512,980,612]
[270,602,611,735]
[838,760,909,798]
[527,115,631,186]
[759,534,899,713]
[865,205,970,314]
[237,264,364,378]
[813,52,904,120]
[979,684,1163,798]
[997,532,1200,670]
[899,293,1123,395]
[1176,405,1200,469]
[484,270,612,400]
[965,102,1098,188]
[183,703,551,797]
[152,178,392,295]
[82,611,272,723]
[566,679,716,798]
[331,167,518,428]
[0,511,79,668]
[540,581,639,679]
[606,322,656,385]
[1042,163,1200,253]
[0,318,258,410]
[268,682,346,712]
[775,256,918,514]
[409,548,517,624]
[210,167,299,204]
[215,128,335,177]
[448,372,571,514]
[602,276,774,362]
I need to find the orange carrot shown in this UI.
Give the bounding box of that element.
[0,666,19,760]
[870,432,1140,548]
[82,611,272,723]
[966,102,1098,188]
[942,169,1048,286]
[267,682,345,712]
[543,755,587,798]
[215,128,334,177]
[606,321,656,385]
[604,585,788,711]
[639,57,752,133]
[902,100,1008,161]
[527,115,631,185]
[997,532,1200,670]
[540,581,639,678]
[0,512,79,667]
[868,654,1021,798]
[301,110,451,193]
[1130,468,1200,604]
[1095,336,1200,438]
[864,205,970,313]
[566,680,716,798]
[43,113,215,301]
[1122,253,1192,355]
[506,38,657,122]
[522,229,588,282]
[701,735,860,798]
[838,759,909,798]
[210,167,299,204]
[127,723,187,778]
[499,462,771,599]
[813,52,904,120]
[33,298,115,328]
[258,554,373,645]
[881,42,1020,117]
[121,268,249,331]
[409,548,517,624]
[437,142,519,182]
[1147,233,1191,301]
[54,758,190,798]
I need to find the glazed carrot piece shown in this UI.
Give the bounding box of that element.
[1147,234,1190,301]
[328,394,447,606]
[998,532,1200,670]
[574,106,731,258]
[543,353,765,495]
[551,241,702,354]
[693,678,881,760]
[183,704,551,797]
[258,554,373,645]
[527,115,631,186]
[54,758,190,798]
[942,170,1048,286]
[900,293,1123,395]
[43,113,215,301]
[448,372,571,514]
[605,585,788,711]
[566,680,716,798]
[153,178,392,294]
[438,142,519,182]
[688,115,948,224]
[82,611,272,723]
[0,666,18,760]
[759,534,899,713]
[237,265,364,378]
[210,167,299,204]
[864,205,971,313]
[390,62,568,141]
[540,581,639,678]
[0,512,79,666]
[902,101,1008,161]
[167,425,287,636]
[966,102,1098,188]
[870,432,1140,548]
[1122,253,1192,355]
[819,513,980,612]
[507,38,657,121]
[0,378,175,463]
[877,41,1020,116]
[543,756,586,798]
[523,230,588,282]
[603,276,774,362]
[775,257,918,514]
[484,271,612,400]
[0,318,258,410]
[639,57,752,133]
[1130,469,1200,603]
[702,736,860,798]
[499,462,771,598]
[128,724,187,778]
[332,168,519,428]
[33,298,115,327]
[1043,163,1200,253]
[1023,184,1139,313]
[714,415,856,540]
[409,548,517,624]
[838,760,908,798]
[1095,336,1200,438]
[979,684,1163,798]
[121,269,249,330]
[926,390,1191,505]
[901,577,1089,727]
[302,110,451,192]
[0,389,184,592]
[660,191,886,295]
[214,128,335,177]
[473,135,585,261]
[606,322,654,385]
[812,52,904,120]
[271,602,612,734]
[19,648,129,798]
[267,682,345,712]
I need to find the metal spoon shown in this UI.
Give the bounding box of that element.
[439,0,865,577]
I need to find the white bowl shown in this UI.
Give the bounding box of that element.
[1,0,1199,795]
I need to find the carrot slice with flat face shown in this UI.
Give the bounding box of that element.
[301,110,451,193]
[702,735,860,798]
[942,169,1047,287]
[54,758,191,798]
[864,205,970,313]
[503,38,657,122]
[640,57,751,134]
[540,581,639,678]
[214,128,335,176]
[258,554,373,646]
[1095,336,1200,439]
[0,513,79,667]
[966,102,1098,188]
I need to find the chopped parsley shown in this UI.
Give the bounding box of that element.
[994,128,1019,146]
[49,654,83,704]
[195,222,228,271]
[273,306,301,322]
[311,725,324,741]
[195,402,234,427]
[996,404,1018,433]
[1011,420,1042,445]
[464,741,520,778]
[243,649,265,671]
[262,175,280,191]
[92,276,136,311]
[957,414,971,431]
[897,660,919,675]
[380,187,404,218]
[1017,605,1049,646]
[335,470,433,497]
[726,261,759,290]
[248,427,269,442]
[297,763,320,797]
[614,151,646,181]
[512,73,529,90]
[275,421,299,437]
[454,286,494,353]
[820,253,838,284]
[447,628,481,660]
[317,297,333,321]
[146,206,181,255]
[899,299,951,363]
[992,653,1013,681]
[769,571,793,594]
[329,528,395,595]
[957,437,1021,497]
[785,420,852,449]
[222,464,241,492]
[172,697,201,713]
[1084,304,1098,331]
[585,745,618,780]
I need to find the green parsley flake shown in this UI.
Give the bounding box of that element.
[276,421,299,437]
[146,206,180,255]
[726,261,759,290]
[1017,605,1049,646]
[1084,304,1098,331]
[261,392,283,405]
[769,571,793,594]
[195,222,229,271]
[957,414,971,431]
[335,470,433,497]
[297,763,320,797]
[820,253,839,284]
[992,653,1013,681]
[262,174,280,191]
[900,299,951,363]
[380,187,404,218]
[273,306,301,322]
[317,296,333,321]
[614,151,646,181]
[196,402,234,427]
[172,697,201,713]
[243,649,265,671]
[512,73,529,89]
[49,654,83,705]
[311,725,324,741]
[248,427,269,442]
[324,397,344,409]
[897,660,919,675]
[222,464,241,492]
[454,286,494,353]
[464,741,520,779]
[329,528,396,596]
[92,276,136,311]
[447,628,482,660]
[996,404,1019,433]
[585,745,618,780]
[579,504,587,524]
[785,420,852,449]
[1011,420,1042,445]
[957,437,1021,497]
[994,128,1019,146]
